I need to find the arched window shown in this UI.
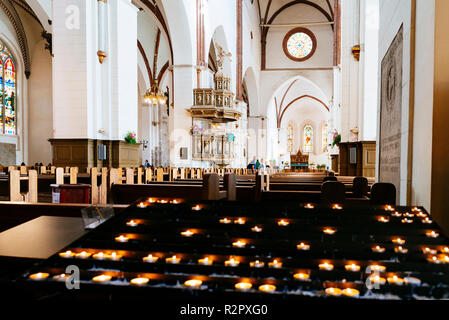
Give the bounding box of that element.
[322,123,328,152]
[304,124,313,153]
[287,125,293,153]
[0,39,16,135]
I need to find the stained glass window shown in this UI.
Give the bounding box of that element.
[287,125,293,153]
[286,32,314,59]
[322,123,328,152]
[0,39,16,135]
[304,125,313,153]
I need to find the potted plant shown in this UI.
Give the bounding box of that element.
[124,131,137,144]
[332,130,341,148]
[189,124,204,136]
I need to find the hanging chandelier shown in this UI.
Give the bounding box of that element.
[143,79,167,106]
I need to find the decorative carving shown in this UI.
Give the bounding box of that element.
[352,45,360,61]
[290,149,309,166]
[215,44,232,72]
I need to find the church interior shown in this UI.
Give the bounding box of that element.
[0,0,449,310]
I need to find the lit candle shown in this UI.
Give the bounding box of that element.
[441,247,449,254]
[106,252,122,261]
[392,237,405,245]
[412,207,421,212]
[249,260,265,268]
[93,252,106,260]
[143,254,159,263]
[297,242,311,251]
[293,272,310,281]
[180,230,195,237]
[184,279,202,288]
[422,247,437,255]
[394,246,408,254]
[422,217,433,224]
[198,257,213,266]
[378,216,390,223]
[92,274,111,282]
[342,288,360,297]
[130,277,149,285]
[159,199,168,204]
[391,211,402,217]
[385,205,394,211]
[147,198,155,203]
[137,202,147,208]
[234,217,246,225]
[59,250,75,258]
[166,255,181,264]
[75,251,91,259]
[225,257,239,267]
[403,212,414,218]
[258,284,276,293]
[345,264,361,272]
[372,245,386,253]
[319,262,334,271]
[277,219,289,227]
[387,275,404,285]
[404,277,421,286]
[416,212,427,218]
[325,287,342,296]
[115,235,129,243]
[235,282,252,290]
[426,231,439,238]
[332,204,343,210]
[171,199,181,204]
[219,218,232,224]
[29,272,50,280]
[126,220,139,227]
[251,225,263,232]
[439,255,449,264]
[305,203,315,209]
[268,259,282,269]
[232,240,246,248]
[401,218,413,224]
[192,205,201,211]
[368,275,386,285]
[427,255,441,264]
[53,274,69,281]
[369,265,386,272]
[323,227,337,235]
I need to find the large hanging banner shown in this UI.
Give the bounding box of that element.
[379,25,403,203]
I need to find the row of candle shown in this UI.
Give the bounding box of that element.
[377,215,433,224]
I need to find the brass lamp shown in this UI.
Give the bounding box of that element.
[143,80,167,106]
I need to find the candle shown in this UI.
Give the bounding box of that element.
[184,279,202,288]
[422,217,433,224]
[29,272,50,280]
[305,203,315,209]
[319,262,334,271]
[166,255,181,264]
[394,246,408,254]
[93,252,105,260]
[225,257,239,267]
[426,231,439,238]
[126,220,139,227]
[412,207,421,212]
[130,277,149,285]
[385,205,394,211]
[416,212,427,218]
[368,275,386,285]
[268,259,282,269]
[369,265,386,272]
[143,254,159,263]
[323,227,337,235]
[159,199,168,204]
[106,252,122,261]
[219,218,232,224]
[422,247,437,255]
[378,216,390,223]
[297,242,311,251]
[392,237,405,245]
[180,230,195,237]
[387,275,404,285]
[192,205,201,211]
[137,202,147,208]
[75,251,91,259]
[234,217,246,225]
[401,218,413,224]
[293,272,310,281]
[325,287,342,296]
[171,199,181,204]
[277,219,289,227]
[235,282,252,290]
[147,198,155,203]
[345,264,361,272]
[439,255,449,264]
[59,250,75,258]
[251,225,263,232]
[342,288,359,297]
[198,257,213,266]
[391,211,402,217]
[53,274,69,281]
[332,204,343,210]
[249,260,265,268]
[441,247,449,254]
[403,212,414,218]
[372,245,386,253]
[92,274,111,282]
[427,255,441,264]
[232,240,246,248]
[258,284,276,293]
[115,235,129,243]
[404,277,421,286]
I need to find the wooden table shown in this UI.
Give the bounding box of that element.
[0,216,87,260]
